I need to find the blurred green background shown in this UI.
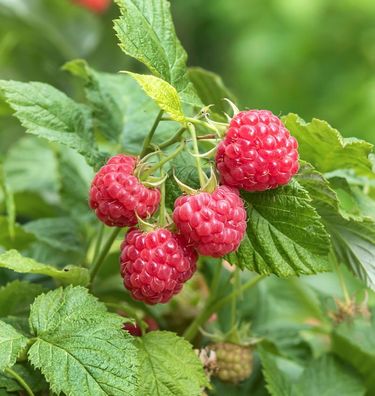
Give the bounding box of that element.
[0,0,374,149]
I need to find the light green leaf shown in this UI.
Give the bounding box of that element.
[332,316,375,395]
[125,72,186,122]
[0,321,28,371]
[64,59,129,143]
[23,217,85,253]
[188,67,236,116]
[28,286,138,396]
[114,0,200,106]
[0,80,105,168]
[283,114,374,178]
[0,250,89,286]
[137,331,208,396]
[228,181,330,276]
[0,280,44,318]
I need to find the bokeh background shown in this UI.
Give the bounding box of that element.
[0,0,374,155]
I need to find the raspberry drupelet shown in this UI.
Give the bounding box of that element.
[216,110,299,191]
[120,228,197,304]
[89,154,160,227]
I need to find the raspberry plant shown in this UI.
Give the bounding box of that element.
[0,1,374,395]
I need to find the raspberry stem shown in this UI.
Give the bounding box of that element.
[183,274,266,342]
[4,367,35,396]
[141,139,185,180]
[93,223,104,264]
[140,110,164,158]
[187,123,206,187]
[90,227,122,284]
[158,126,186,149]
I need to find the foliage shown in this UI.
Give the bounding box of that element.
[0,0,374,395]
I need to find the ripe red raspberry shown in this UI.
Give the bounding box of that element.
[123,317,158,336]
[72,0,110,13]
[173,185,246,257]
[216,110,299,191]
[120,228,197,305]
[89,154,160,227]
[208,343,253,383]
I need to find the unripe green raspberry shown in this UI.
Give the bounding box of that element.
[208,343,253,384]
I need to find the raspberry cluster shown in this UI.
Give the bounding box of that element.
[216,110,299,191]
[173,186,247,257]
[89,108,298,305]
[120,228,197,304]
[89,155,160,227]
[208,343,253,384]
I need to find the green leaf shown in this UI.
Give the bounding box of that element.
[0,281,44,318]
[0,321,28,371]
[23,217,85,253]
[260,349,365,396]
[294,355,365,396]
[332,316,375,395]
[329,217,375,291]
[64,59,130,143]
[137,331,208,396]
[28,286,138,396]
[0,250,89,286]
[0,80,105,168]
[58,147,95,220]
[114,0,200,106]
[0,363,47,393]
[125,72,186,122]
[0,217,34,251]
[283,114,374,178]
[258,348,292,396]
[296,162,375,290]
[228,181,330,276]
[188,67,236,116]
[0,166,15,240]
[4,137,59,201]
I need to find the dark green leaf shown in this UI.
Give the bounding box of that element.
[23,217,86,253]
[0,280,43,317]
[228,181,330,276]
[114,0,201,106]
[64,59,130,143]
[0,80,105,168]
[188,67,236,116]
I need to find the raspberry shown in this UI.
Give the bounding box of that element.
[89,154,160,227]
[123,317,158,337]
[72,0,110,13]
[216,110,299,191]
[208,343,253,383]
[120,228,197,304]
[173,185,246,257]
